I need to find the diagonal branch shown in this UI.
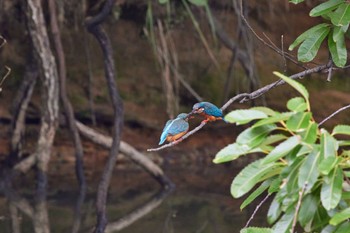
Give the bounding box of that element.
[75,121,174,188]
[319,104,350,126]
[147,63,332,152]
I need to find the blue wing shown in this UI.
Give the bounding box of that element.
[167,119,189,135]
[203,102,223,117]
[159,120,173,145]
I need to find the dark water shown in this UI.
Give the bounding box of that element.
[0,161,269,233]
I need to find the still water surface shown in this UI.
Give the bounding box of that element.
[0,160,268,233]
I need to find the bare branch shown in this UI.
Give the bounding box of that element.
[76,121,173,188]
[238,0,305,68]
[0,66,11,92]
[291,183,307,233]
[281,35,287,73]
[0,35,6,48]
[244,193,271,228]
[147,63,332,151]
[327,60,333,82]
[319,104,350,126]
[86,1,124,231]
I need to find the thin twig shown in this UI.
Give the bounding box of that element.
[291,183,307,233]
[281,35,287,73]
[0,66,11,92]
[327,61,333,82]
[147,63,332,151]
[244,193,271,228]
[0,35,6,49]
[239,0,306,69]
[319,104,350,126]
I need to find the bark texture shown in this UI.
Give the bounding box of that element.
[85,0,124,232]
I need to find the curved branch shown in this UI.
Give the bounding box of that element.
[85,0,124,232]
[75,121,174,188]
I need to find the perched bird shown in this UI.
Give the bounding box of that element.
[190,102,226,123]
[159,113,190,145]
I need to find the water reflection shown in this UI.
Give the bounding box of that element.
[0,162,269,233]
[105,188,172,233]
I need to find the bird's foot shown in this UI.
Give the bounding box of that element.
[172,138,183,145]
[201,119,209,124]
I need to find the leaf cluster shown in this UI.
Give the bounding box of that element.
[215,72,350,233]
[289,0,350,67]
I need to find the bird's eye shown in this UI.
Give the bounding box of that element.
[198,108,204,113]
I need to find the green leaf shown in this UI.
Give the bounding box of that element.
[330,207,350,225]
[237,125,276,147]
[339,140,350,146]
[231,159,282,198]
[225,109,268,125]
[321,225,337,233]
[285,157,305,193]
[240,227,273,233]
[333,24,349,42]
[313,206,330,230]
[289,0,305,5]
[321,167,343,210]
[273,72,309,105]
[268,177,282,194]
[253,112,292,128]
[334,221,350,233]
[188,0,207,6]
[268,196,282,224]
[273,207,294,233]
[286,112,312,132]
[320,129,339,159]
[213,143,263,164]
[330,3,350,26]
[297,26,330,62]
[287,97,307,112]
[298,149,321,192]
[260,134,288,147]
[289,23,330,50]
[319,156,340,175]
[296,145,313,157]
[342,191,350,199]
[328,29,347,67]
[298,194,319,228]
[262,136,300,165]
[301,122,318,144]
[240,180,272,210]
[310,0,345,17]
[251,107,277,116]
[332,125,350,136]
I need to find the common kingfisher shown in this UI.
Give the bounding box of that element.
[190,102,226,123]
[159,113,190,145]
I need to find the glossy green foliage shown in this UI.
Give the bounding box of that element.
[215,74,350,232]
[289,0,349,67]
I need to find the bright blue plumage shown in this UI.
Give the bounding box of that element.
[159,113,189,145]
[193,102,223,117]
[192,102,226,122]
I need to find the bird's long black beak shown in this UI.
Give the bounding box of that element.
[186,110,196,121]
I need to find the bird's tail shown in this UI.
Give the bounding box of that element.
[159,132,167,145]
